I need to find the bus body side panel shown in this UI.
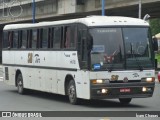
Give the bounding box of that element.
[3,50,91,99]
[44,69,57,93]
[2,66,15,86]
[14,51,34,89]
[2,51,15,86]
[55,51,90,99]
[75,70,90,99]
[32,51,58,92]
[21,67,31,88]
[56,51,79,95]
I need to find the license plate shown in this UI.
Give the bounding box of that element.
[120,88,131,93]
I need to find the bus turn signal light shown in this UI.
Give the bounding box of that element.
[92,79,103,84]
[141,77,155,82]
[146,77,155,82]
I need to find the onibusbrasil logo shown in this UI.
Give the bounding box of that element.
[1,112,42,118]
[2,0,23,18]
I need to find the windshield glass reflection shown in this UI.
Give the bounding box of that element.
[89,27,153,71]
[123,28,153,69]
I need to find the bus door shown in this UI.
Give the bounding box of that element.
[76,24,91,98]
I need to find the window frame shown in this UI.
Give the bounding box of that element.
[39,27,49,49]
[31,29,38,49]
[2,31,9,49]
[63,24,77,50]
[12,30,19,49]
[52,26,63,49]
[2,23,79,51]
[20,29,28,49]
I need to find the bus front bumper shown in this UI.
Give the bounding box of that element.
[90,82,155,99]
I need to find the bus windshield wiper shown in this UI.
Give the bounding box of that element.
[130,44,143,71]
[107,51,117,72]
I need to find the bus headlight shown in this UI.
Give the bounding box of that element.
[141,77,155,82]
[142,87,152,92]
[91,79,110,84]
[142,87,147,92]
[92,79,103,84]
[101,89,108,94]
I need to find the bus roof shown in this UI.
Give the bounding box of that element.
[3,16,149,30]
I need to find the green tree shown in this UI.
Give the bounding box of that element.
[150,18,160,36]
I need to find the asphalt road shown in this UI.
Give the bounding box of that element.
[0,81,160,120]
[1,81,160,111]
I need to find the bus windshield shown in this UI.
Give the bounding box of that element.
[89,27,154,71]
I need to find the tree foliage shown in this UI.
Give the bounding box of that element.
[150,18,160,36]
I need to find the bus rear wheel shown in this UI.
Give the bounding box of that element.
[119,98,132,105]
[67,80,79,105]
[17,74,26,94]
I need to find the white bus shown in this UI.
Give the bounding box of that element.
[2,16,157,105]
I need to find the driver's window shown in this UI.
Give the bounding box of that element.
[77,24,88,69]
[90,28,124,64]
[123,28,149,58]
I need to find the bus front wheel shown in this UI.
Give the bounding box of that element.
[67,80,79,105]
[17,74,26,94]
[119,98,132,105]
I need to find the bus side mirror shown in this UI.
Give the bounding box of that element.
[153,38,158,51]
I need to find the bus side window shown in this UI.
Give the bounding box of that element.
[13,31,19,48]
[53,27,63,49]
[32,29,38,49]
[50,28,54,48]
[70,25,77,48]
[64,26,71,48]
[41,28,48,49]
[27,30,32,48]
[48,28,52,48]
[3,32,9,48]
[64,25,76,49]
[8,31,13,48]
[21,30,27,49]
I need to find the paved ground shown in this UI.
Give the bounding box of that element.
[0,81,160,120]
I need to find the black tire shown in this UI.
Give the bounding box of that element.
[119,98,132,105]
[67,80,79,105]
[17,74,26,94]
